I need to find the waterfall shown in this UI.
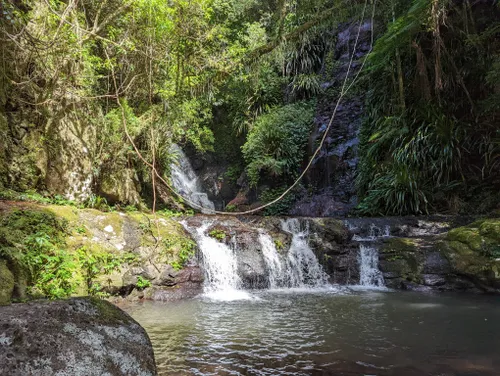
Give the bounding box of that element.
[358,244,385,287]
[280,219,329,288]
[259,232,285,289]
[346,220,387,287]
[183,221,252,301]
[170,144,215,213]
[259,219,330,289]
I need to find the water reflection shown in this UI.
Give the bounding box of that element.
[123,290,500,375]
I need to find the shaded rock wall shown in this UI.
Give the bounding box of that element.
[0,103,143,205]
[372,218,500,293]
[291,21,373,217]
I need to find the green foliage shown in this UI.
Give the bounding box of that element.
[162,235,196,271]
[259,186,300,216]
[0,209,76,299]
[136,276,152,290]
[158,208,194,218]
[274,239,284,251]
[225,204,237,212]
[357,165,429,216]
[242,101,315,186]
[358,1,500,215]
[0,190,76,207]
[0,209,129,299]
[224,164,244,185]
[75,225,87,235]
[209,229,227,241]
[83,194,110,211]
[77,247,122,297]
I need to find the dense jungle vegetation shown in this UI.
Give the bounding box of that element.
[0,0,499,216]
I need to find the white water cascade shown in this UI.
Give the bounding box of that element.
[358,244,385,287]
[257,219,329,289]
[170,144,215,213]
[349,222,388,288]
[183,222,252,301]
[259,232,285,289]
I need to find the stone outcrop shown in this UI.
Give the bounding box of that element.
[377,218,500,292]
[0,297,157,375]
[0,202,203,303]
[308,218,359,284]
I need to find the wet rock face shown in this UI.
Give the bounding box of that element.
[0,297,157,376]
[185,216,353,288]
[307,218,359,284]
[374,218,500,293]
[291,21,374,217]
[198,218,270,288]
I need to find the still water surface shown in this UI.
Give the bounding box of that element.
[123,288,500,376]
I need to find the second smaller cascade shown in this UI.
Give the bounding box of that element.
[259,219,329,289]
[358,244,385,287]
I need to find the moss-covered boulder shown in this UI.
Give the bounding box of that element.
[0,297,157,375]
[438,219,500,291]
[376,218,500,292]
[379,238,426,288]
[0,260,15,305]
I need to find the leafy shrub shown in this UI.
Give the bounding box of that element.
[356,165,429,216]
[209,229,227,241]
[77,247,122,297]
[242,101,315,186]
[0,209,76,299]
[162,234,196,271]
[136,276,152,290]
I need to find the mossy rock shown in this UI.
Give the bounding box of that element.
[381,237,419,254]
[310,218,349,244]
[438,218,500,290]
[478,219,500,243]
[0,260,15,305]
[446,227,483,253]
[380,238,423,283]
[443,218,500,260]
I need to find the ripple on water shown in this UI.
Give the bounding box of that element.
[124,290,500,376]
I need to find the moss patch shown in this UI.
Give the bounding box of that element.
[0,260,15,305]
[380,238,423,283]
[438,218,500,288]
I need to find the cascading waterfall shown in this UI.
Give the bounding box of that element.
[183,221,252,300]
[259,232,285,289]
[358,244,385,287]
[184,217,329,298]
[170,144,215,213]
[258,220,329,289]
[348,221,387,287]
[276,219,329,288]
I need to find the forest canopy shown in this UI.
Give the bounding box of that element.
[0,0,498,216]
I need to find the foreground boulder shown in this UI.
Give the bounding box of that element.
[0,297,157,376]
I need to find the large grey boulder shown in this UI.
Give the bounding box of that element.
[0,297,157,376]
